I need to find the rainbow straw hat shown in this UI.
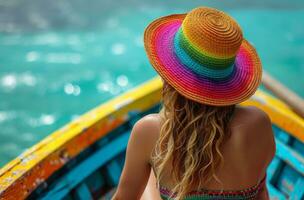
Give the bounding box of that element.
[144,7,262,106]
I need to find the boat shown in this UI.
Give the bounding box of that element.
[0,76,303,200]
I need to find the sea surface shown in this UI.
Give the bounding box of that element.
[0,0,303,166]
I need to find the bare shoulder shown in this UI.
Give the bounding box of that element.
[238,105,270,122]
[232,105,272,134]
[133,113,161,135]
[231,106,276,166]
[247,106,271,121]
[246,106,273,139]
[129,113,161,156]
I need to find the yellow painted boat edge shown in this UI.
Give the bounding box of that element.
[0,76,303,199]
[0,77,162,199]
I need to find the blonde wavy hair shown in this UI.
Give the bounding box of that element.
[151,81,235,200]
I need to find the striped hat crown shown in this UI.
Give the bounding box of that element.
[174,7,243,79]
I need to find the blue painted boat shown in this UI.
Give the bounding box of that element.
[0,77,303,200]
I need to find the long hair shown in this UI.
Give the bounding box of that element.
[151,81,235,200]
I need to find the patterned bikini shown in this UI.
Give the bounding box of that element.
[159,176,266,200]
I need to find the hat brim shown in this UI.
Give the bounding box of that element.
[144,14,262,106]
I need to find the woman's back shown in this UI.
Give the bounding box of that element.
[112,7,275,200]
[147,105,275,198]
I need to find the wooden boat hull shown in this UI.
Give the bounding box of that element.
[0,77,303,200]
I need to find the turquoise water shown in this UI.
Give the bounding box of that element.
[0,0,303,166]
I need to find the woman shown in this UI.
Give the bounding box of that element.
[112,7,275,200]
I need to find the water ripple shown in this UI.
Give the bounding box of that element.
[27,114,56,127]
[64,83,81,96]
[111,43,126,55]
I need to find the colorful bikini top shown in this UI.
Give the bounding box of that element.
[159,175,266,200]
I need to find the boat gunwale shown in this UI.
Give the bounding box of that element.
[0,76,303,199]
[0,77,162,199]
